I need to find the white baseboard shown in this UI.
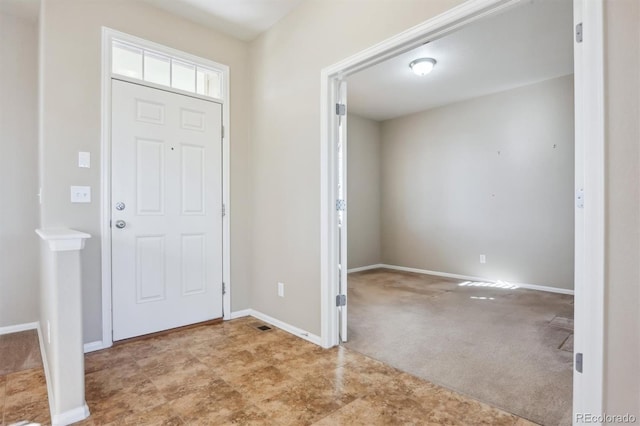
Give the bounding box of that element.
[248,309,322,346]
[514,282,575,295]
[84,341,107,353]
[355,264,575,296]
[52,403,90,426]
[0,321,39,335]
[347,264,384,273]
[230,309,251,319]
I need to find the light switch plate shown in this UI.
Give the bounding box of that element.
[78,152,90,168]
[70,186,91,203]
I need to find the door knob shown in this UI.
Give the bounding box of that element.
[115,220,127,229]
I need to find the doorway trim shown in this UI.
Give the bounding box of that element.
[98,27,232,351]
[320,0,604,422]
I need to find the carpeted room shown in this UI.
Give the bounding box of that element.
[342,1,575,425]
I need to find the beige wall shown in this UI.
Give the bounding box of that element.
[603,0,640,416]
[249,0,464,335]
[380,76,575,290]
[346,114,382,269]
[39,0,252,342]
[0,13,40,328]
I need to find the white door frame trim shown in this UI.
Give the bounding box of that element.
[319,0,604,422]
[571,0,605,419]
[100,27,232,350]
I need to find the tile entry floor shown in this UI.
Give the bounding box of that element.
[2,318,538,425]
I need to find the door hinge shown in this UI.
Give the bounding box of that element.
[336,199,346,211]
[576,23,583,43]
[576,188,584,209]
[575,352,583,373]
[222,282,226,295]
[222,203,226,217]
[336,294,347,307]
[336,103,346,116]
[109,220,112,228]
[221,125,225,139]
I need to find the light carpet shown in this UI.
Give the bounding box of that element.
[345,268,573,426]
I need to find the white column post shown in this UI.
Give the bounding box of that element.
[36,228,91,426]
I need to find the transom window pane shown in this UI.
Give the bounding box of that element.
[197,67,222,99]
[112,42,142,79]
[144,52,170,86]
[171,60,196,92]
[111,39,223,101]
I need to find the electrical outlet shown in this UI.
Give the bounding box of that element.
[278,282,284,297]
[480,254,486,264]
[70,186,91,203]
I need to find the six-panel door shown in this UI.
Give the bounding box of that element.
[111,79,223,341]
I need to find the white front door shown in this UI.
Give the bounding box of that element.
[111,79,223,341]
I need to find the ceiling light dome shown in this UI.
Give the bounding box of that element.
[409,58,437,76]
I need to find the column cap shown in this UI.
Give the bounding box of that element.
[36,228,92,251]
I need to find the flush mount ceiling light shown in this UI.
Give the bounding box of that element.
[409,58,437,76]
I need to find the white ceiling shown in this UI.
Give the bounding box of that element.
[346,0,574,121]
[0,0,303,40]
[143,0,306,41]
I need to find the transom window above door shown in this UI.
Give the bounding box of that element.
[112,40,223,100]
